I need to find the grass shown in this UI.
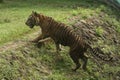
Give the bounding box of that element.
[1,0,119,45]
[95,26,104,37]
[0,0,120,80]
[1,43,119,80]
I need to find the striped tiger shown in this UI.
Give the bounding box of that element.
[25,11,112,71]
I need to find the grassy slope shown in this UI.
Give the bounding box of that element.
[1,0,119,45]
[0,0,120,80]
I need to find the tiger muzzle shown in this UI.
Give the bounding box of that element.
[25,22,34,28]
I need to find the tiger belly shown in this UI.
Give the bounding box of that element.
[50,24,76,46]
[53,31,75,46]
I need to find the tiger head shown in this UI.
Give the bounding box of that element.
[25,11,39,28]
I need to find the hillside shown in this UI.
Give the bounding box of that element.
[0,0,120,80]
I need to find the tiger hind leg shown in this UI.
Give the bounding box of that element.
[55,43,62,53]
[80,54,88,71]
[69,50,81,72]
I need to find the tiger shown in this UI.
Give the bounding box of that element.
[25,11,112,71]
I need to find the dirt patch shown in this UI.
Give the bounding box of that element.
[0,31,39,53]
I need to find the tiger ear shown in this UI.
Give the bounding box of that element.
[32,11,38,16]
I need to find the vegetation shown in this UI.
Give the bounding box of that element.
[95,26,104,37]
[0,0,120,80]
[0,0,120,45]
[0,0,3,3]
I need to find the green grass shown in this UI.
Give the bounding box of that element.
[0,0,120,80]
[95,26,104,37]
[1,43,119,80]
[1,0,119,45]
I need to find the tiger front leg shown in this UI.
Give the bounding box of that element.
[31,34,49,48]
[37,37,51,48]
[30,34,44,43]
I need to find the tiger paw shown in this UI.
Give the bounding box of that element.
[29,40,38,43]
[71,68,77,72]
[36,42,45,48]
[82,67,88,71]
